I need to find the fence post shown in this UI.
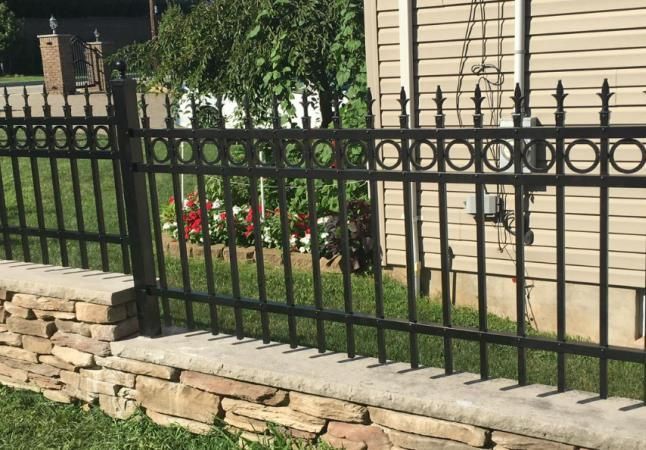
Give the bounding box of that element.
[111,62,161,337]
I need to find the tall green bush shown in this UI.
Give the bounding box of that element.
[0,2,20,71]
[116,0,367,127]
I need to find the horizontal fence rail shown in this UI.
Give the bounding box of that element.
[1,72,645,401]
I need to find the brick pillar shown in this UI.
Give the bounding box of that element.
[87,41,113,92]
[38,34,76,95]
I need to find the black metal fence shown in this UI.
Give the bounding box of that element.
[0,85,130,272]
[70,36,102,90]
[1,72,645,401]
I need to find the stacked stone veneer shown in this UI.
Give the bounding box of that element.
[0,263,642,450]
[0,280,138,408]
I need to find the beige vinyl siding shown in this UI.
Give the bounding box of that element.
[528,1,646,126]
[367,0,646,288]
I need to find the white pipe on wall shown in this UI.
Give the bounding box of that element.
[514,0,526,98]
[399,0,421,298]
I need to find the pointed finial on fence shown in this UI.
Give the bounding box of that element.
[115,60,127,80]
[301,89,311,129]
[365,87,375,128]
[434,85,445,128]
[83,85,92,117]
[42,84,51,117]
[598,78,613,126]
[332,93,342,129]
[472,84,484,127]
[552,80,567,127]
[398,86,409,116]
[271,95,280,129]
[62,90,71,117]
[553,80,567,113]
[472,84,484,115]
[2,86,10,118]
[243,96,253,129]
[22,86,31,118]
[22,86,29,107]
[189,94,198,129]
[105,85,114,117]
[433,85,446,115]
[512,83,524,115]
[139,93,149,128]
[398,86,409,128]
[139,94,148,119]
[216,95,224,129]
[164,93,173,128]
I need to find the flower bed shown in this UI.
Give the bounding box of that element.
[160,192,373,272]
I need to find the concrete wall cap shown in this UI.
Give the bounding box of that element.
[0,261,134,306]
[111,329,646,450]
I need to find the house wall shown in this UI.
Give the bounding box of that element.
[366,0,646,344]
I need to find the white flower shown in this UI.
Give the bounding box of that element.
[232,206,241,216]
[320,232,328,240]
[162,222,172,230]
[183,199,190,208]
[299,246,306,253]
[301,233,311,246]
[290,235,297,246]
[317,217,327,225]
[213,199,222,209]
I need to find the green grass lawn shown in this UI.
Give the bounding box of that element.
[0,386,326,450]
[1,147,645,401]
[0,75,44,85]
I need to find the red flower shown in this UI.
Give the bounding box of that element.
[169,196,175,205]
[243,224,254,238]
[206,200,213,211]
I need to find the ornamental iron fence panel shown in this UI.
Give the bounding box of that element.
[1,67,645,400]
[70,36,101,90]
[0,85,130,274]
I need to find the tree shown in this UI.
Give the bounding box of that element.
[116,0,366,127]
[0,2,20,72]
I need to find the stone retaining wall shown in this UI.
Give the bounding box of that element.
[0,261,644,450]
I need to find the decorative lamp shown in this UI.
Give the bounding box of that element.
[49,15,58,34]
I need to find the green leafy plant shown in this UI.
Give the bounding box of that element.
[114,0,367,127]
[0,3,20,68]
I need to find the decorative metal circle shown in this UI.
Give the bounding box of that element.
[483,139,514,172]
[409,139,437,171]
[151,138,170,163]
[53,126,69,149]
[312,139,335,168]
[94,126,111,151]
[522,139,556,173]
[375,139,402,170]
[176,139,196,164]
[445,139,475,171]
[254,140,274,166]
[343,140,368,169]
[14,126,29,149]
[227,140,248,166]
[609,138,646,174]
[32,126,49,149]
[0,126,9,149]
[200,138,221,165]
[72,126,90,150]
[283,139,305,167]
[565,139,600,174]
